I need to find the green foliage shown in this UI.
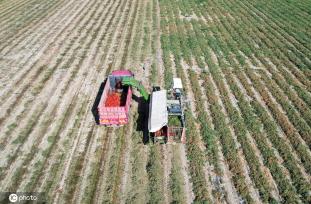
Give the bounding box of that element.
[184,111,211,202]
[159,0,311,202]
[168,116,182,126]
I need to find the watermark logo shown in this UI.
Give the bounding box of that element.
[8,194,18,203]
[0,192,46,203]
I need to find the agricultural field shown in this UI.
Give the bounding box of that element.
[0,0,310,203]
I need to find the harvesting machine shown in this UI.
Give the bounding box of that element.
[147,78,186,144]
[97,70,186,144]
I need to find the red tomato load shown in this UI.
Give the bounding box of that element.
[105,92,121,107]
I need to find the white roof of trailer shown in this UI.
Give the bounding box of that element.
[148,90,168,132]
[173,78,183,89]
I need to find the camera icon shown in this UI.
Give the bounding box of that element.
[9,193,18,203]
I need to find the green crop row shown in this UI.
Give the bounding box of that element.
[161,0,251,200]
[225,69,307,203]
[194,70,253,203]
[159,0,311,203]
[177,0,258,201]
[199,0,311,175]
[223,0,311,90]
[258,70,311,144]
[243,68,311,203]
[201,0,311,200]
[208,69,276,203]
[184,111,212,202]
[195,0,307,197]
[159,1,215,202]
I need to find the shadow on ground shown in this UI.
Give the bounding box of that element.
[133,94,149,144]
[91,79,107,125]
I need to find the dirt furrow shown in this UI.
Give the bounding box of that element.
[0,0,42,19]
[178,145,195,203]
[53,0,134,202]
[0,0,111,187]
[18,0,118,192]
[34,99,87,193]
[210,70,262,203]
[162,145,173,204]
[0,0,92,100]
[97,0,141,202]
[180,60,216,202]
[0,0,45,29]
[113,0,140,69]
[121,0,158,201]
[152,1,174,203]
[69,0,133,201]
[238,0,311,56]
[111,121,135,204]
[168,55,196,203]
[52,69,112,201]
[0,0,103,148]
[221,69,281,201]
[268,59,311,105]
[0,0,101,135]
[0,0,33,16]
[0,0,68,53]
[230,72,288,199]
[122,0,145,69]
[17,93,80,192]
[170,5,237,201]
[236,71,303,180]
[93,130,118,203]
[56,123,98,203]
[0,0,84,80]
[114,1,147,203]
[198,69,243,204]
[0,0,65,40]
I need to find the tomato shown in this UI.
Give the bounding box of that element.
[105,92,121,107]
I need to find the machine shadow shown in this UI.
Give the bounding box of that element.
[91,79,107,125]
[132,94,150,144]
